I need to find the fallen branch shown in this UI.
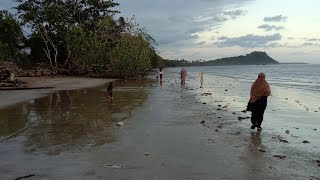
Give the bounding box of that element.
[14,174,35,180]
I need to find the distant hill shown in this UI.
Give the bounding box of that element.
[162,51,280,67]
[203,51,279,66]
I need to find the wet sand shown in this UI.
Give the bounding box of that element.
[0,77,113,108]
[0,74,319,179]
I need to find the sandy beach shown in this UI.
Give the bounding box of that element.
[0,77,112,108]
[0,71,319,179]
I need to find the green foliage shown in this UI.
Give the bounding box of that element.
[0,0,163,77]
[109,34,152,77]
[0,10,24,61]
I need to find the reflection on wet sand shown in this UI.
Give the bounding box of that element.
[0,80,151,154]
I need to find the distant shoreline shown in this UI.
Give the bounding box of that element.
[280,62,309,64]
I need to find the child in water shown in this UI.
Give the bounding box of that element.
[107,82,113,99]
[159,67,163,81]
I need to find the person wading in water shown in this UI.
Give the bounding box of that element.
[247,72,271,132]
[180,68,187,84]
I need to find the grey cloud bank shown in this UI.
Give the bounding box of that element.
[116,0,253,49]
[258,24,285,31]
[215,33,282,48]
[263,15,287,22]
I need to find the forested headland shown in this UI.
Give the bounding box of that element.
[0,0,165,78]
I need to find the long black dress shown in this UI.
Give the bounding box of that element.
[251,96,268,128]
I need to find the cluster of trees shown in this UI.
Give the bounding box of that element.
[0,0,164,78]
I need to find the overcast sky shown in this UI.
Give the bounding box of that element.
[2,0,320,63]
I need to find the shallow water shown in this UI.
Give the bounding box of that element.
[0,80,151,153]
[167,65,320,151]
[0,69,319,179]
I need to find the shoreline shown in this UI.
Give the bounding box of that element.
[0,71,319,179]
[0,76,113,108]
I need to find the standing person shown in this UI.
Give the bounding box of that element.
[180,68,187,84]
[159,67,163,82]
[107,82,113,100]
[247,72,271,132]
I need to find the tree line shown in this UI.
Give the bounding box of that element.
[0,0,165,78]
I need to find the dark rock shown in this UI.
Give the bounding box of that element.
[202,102,207,104]
[273,155,286,159]
[200,120,205,124]
[302,140,310,144]
[285,130,290,134]
[217,108,222,111]
[258,147,265,152]
[232,112,236,115]
[225,89,228,91]
[218,105,222,107]
[279,139,289,143]
[238,116,250,120]
[241,110,247,113]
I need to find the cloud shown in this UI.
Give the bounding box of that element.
[223,10,246,19]
[214,33,282,48]
[116,0,253,50]
[258,24,285,31]
[195,41,206,45]
[302,42,320,47]
[263,15,287,22]
[306,38,320,42]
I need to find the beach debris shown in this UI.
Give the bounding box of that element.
[202,93,212,96]
[232,112,237,115]
[273,135,289,143]
[295,127,299,130]
[144,152,150,156]
[217,124,223,128]
[14,174,36,180]
[104,164,122,169]
[200,120,205,124]
[208,138,214,142]
[258,147,265,152]
[310,176,320,180]
[285,98,288,100]
[116,121,124,127]
[279,139,289,143]
[228,132,241,136]
[237,116,250,121]
[285,130,290,134]
[302,140,310,144]
[273,155,286,159]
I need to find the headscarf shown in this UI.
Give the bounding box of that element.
[250,72,271,103]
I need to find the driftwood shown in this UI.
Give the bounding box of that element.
[14,174,35,180]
